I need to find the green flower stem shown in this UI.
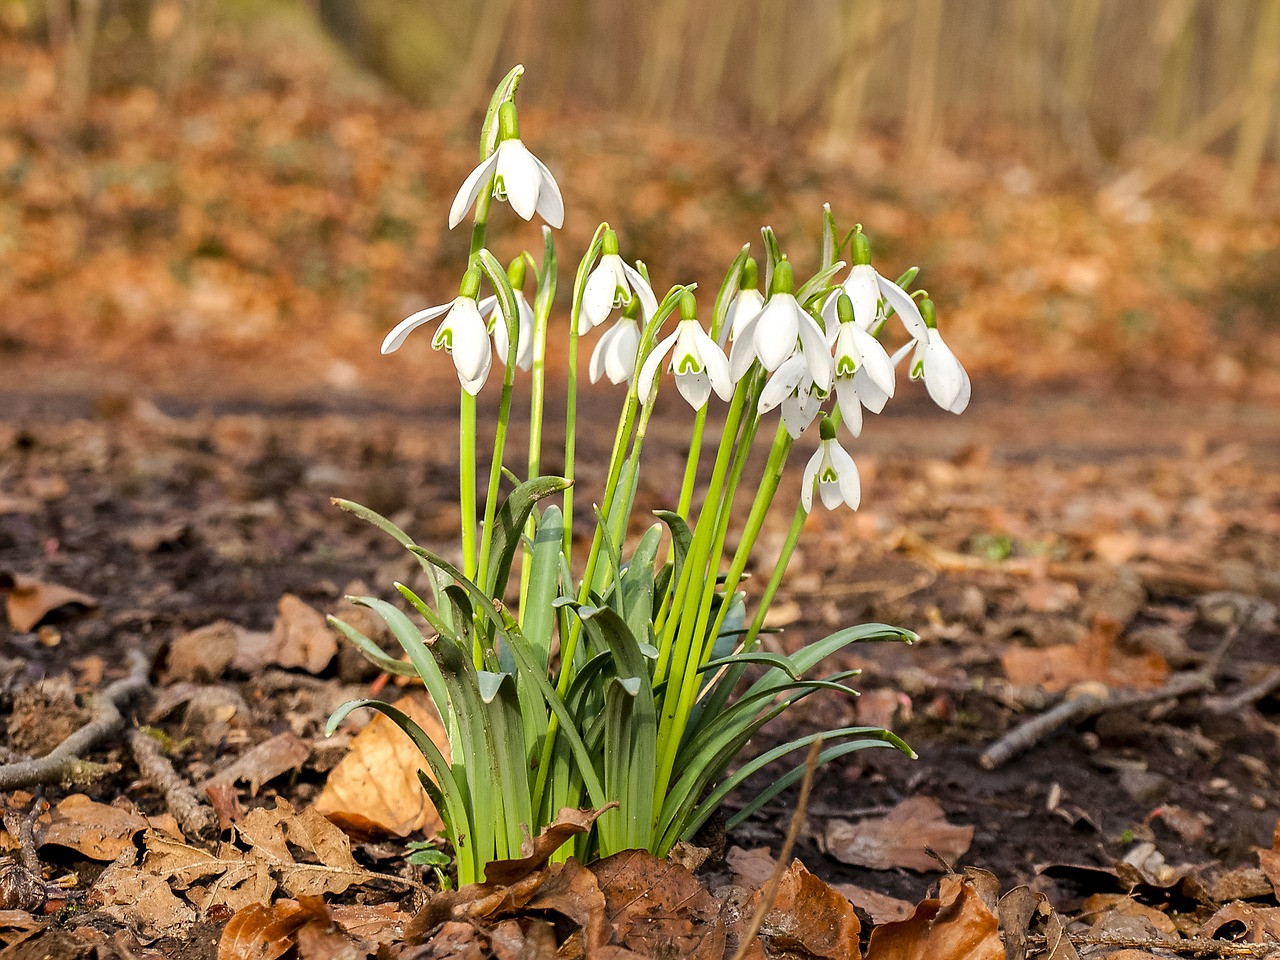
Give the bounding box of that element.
[705,421,793,649]
[676,409,708,519]
[563,321,579,563]
[460,393,478,580]
[474,343,518,627]
[520,242,555,614]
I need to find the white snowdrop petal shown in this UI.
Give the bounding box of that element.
[381,301,454,354]
[728,312,764,380]
[829,443,861,510]
[852,325,895,397]
[923,332,964,409]
[795,311,833,390]
[819,478,844,510]
[700,340,734,400]
[582,264,618,332]
[637,331,678,402]
[529,153,564,228]
[844,265,881,330]
[875,272,929,341]
[834,377,865,436]
[676,370,712,409]
[449,303,492,382]
[498,141,541,220]
[758,356,805,414]
[854,365,889,414]
[620,262,657,317]
[800,447,823,513]
[448,152,501,230]
[588,328,612,384]
[949,364,972,414]
[756,298,799,371]
[607,323,640,384]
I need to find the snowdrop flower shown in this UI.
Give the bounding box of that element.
[823,293,896,436]
[449,103,564,230]
[580,229,651,333]
[381,267,498,396]
[901,299,971,414]
[638,291,733,409]
[801,418,861,513]
[488,257,535,371]
[728,260,832,389]
[719,256,765,347]
[832,232,928,342]
[589,293,643,385]
[758,355,827,438]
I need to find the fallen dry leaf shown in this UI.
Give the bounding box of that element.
[328,903,411,947]
[824,797,974,872]
[164,621,244,682]
[92,848,199,939]
[36,794,147,861]
[1200,900,1280,941]
[236,798,375,898]
[743,859,861,960]
[2,574,97,632]
[218,898,318,960]
[1257,821,1280,899]
[726,845,777,890]
[204,731,311,797]
[141,831,275,916]
[1001,615,1170,692]
[482,806,614,886]
[264,593,337,674]
[863,876,1003,960]
[836,883,915,925]
[315,693,447,838]
[593,848,726,960]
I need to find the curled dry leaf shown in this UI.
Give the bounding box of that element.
[2,574,97,632]
[863,876,1003,960]
[218,897,320,960]
[36,794,147,861]
[823,797,974,873]
[837,883,916,925]
[727,845,777,890]
[264,593,337,674]
[236,798,374,898]
[1200,900,1280,941]
[164,621,244,682]
[1256,820,1280,898]
[314,693,447,838]
[482,806,614,886]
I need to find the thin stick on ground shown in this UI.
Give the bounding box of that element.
[980,624,1240,771]
[0,650,150,791]
[128,729,217,839]
[730,738,822,960]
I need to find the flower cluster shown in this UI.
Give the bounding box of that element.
[333,66,968,886]
[383,125,969,510]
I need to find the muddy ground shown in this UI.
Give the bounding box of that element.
[1,379,1278,956]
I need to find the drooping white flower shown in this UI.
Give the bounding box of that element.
[822,292,896,436]
[834,233,928,340]
[589,315,641,385]
[901,304,970,414]
[727,260,832,389]
[448,103,564,230]
[758,355,827,438]
[579,230,652,333]
[380,269,498,396]
[638,293,733,409]
[801,419,861,513]
[488,290,535,371]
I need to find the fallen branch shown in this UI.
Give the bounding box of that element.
[0,651,150,791]
[980,621,1242,770]
[1207,667,1280,716]
[1050,931,1280,957]
[128,729,217,839]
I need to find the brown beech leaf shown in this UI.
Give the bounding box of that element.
[36,794,147,861]
[164,621,244,682]
[823,797,974,872]
[1001,616,1169,692]
[328,903,411,947]
[141,831,275,916]
[315,693,447,838]
[204,731,311,797]
[237,798,374,898]
[863,876,1003,960]
[218,898,318,960]
[264,593,337,674]
[836,883,915,925]
[1257,821,1280,899]
[726,845,777,890]
[91,850,199,940]
[742,859,861,960]
[482,806,614,886]
[2,574,97,632]
[1199,900,1280,941]
[593,848,726,960]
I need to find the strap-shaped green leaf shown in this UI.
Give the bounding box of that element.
[619,523,662,649]
[347,596,451,729]
[522,505,563,669]
[327,614,417,677]
[482,476,572,600]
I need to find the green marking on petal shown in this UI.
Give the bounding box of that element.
[676,354,703,375]
[433,328,454,352]
[836,356,857,377]
[493,175,507,201]
[820,467,839,482]
[911,359,924,379]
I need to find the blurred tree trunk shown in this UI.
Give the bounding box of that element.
[903,0,942,168]
[1225,0,1280,209]
[46,0,102,125]
[1145,0,1197,140]
[822,0,892,153]
[749,0,786,127]
[691,0,747,111]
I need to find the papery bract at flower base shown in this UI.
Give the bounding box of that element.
[802,419,862,512]
[449,104,564,229]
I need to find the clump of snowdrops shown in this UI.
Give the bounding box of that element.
[327,67,970,885]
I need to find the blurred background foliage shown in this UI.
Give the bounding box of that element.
[1,0,1278,402]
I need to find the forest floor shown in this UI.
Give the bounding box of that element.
[2,16,1280,960]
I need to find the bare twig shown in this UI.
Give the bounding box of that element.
[730,739,821,960]
[1208,668,1280,716]
[2,792,45,873]
[0,651,149,791]
[128,729,217,839]
[1040,931,1280,957]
